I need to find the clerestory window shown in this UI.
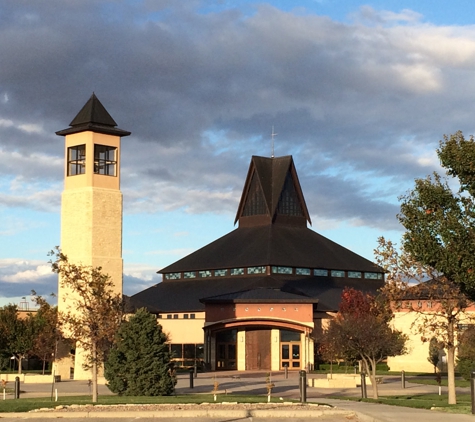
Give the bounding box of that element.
[272,266,293,275]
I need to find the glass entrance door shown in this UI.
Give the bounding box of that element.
[281,343,300,369]
[216,329,237,370]
[216,343,236,369]
[280,329,301,369]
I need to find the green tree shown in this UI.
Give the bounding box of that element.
[427,337,440,373]
[0,304,36,373]
[105,308,176,396]
[0,295,60,374]
[317,328,341,378]
[0,307,10,371]
[398,131,475,299]
[30,292,60,374]
[376,237,472,405]
[457,326,475,381]
[50,248,123,403]
[323,288,407,399]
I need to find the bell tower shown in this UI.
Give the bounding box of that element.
[55,93,130,380]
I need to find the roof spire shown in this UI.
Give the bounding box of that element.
[271,126,277,158]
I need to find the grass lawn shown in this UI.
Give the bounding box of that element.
[0,394,298,413]
[311,368,435,377]
[408,377,470,388]
[339,393,473,414]
[312,369,471,382]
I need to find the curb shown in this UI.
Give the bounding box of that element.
[352,411,380,422]
[0,409,355,419]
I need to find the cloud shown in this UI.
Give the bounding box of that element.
[0,184,61,212]
[354,6,423,25]
[0,259,57,298]
[123,274,158,297]
[122,261,163,295]
[0,258,162,301]
[123,262,159,281]
[0,149,62,181]
[1,1,475,236]
[2,264,51,283]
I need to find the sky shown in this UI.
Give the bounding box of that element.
[2,0,475,307]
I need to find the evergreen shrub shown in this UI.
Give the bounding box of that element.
[105,308,176,395]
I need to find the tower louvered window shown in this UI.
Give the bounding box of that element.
[277,172,304,217]
[242,172,267,216]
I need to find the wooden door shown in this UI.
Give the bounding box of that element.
[245,329,271,370]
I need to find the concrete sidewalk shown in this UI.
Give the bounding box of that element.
[1,371,473,421]
[176,370,470,400]
[322,398,475,422]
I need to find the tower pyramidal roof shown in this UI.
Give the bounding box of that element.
[56,93,131,137]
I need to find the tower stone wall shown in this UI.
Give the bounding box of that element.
[59,187,123,300]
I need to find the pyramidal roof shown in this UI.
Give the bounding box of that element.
[158,154,382,274]
[70,92,117,127]
[56,93,131,137]
[234,155,311,226]
[131,153,385,314]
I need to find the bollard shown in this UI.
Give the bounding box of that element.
[194,362,197,379]
[299,370,307,403]
[284,366,288,379]
[360,372,367,399]
[401,370,406,389]
[189,368,194,388]
[298,371,302,395]
[471,371,475,414]
[14,376,20,399]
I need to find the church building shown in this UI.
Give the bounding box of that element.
[53,93,384,376]
[131,155,385,371]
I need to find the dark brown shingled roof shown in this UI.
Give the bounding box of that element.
[159,154,381,275]
[56,93,131,137]
[130,153,384,316]
[234,155,311,225]
[200,287,318,303]
[130,275,383,313]
[160,224,381,273]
